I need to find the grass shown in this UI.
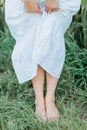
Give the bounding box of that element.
[0,33,87,130]
[82,0,87,8]
[0,2,87,130]
[0,96,87,130]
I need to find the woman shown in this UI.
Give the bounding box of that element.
[5,0,81,121]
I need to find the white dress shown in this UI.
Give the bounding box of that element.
[5,0,81,83]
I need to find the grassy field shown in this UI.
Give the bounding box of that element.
[0,1,87,130]
[82,0,87,7]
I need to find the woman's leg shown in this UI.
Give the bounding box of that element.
[45,72,60,120]
[31,65,47,120]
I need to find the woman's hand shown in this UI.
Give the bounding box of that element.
[23,0,42,14]
[45,0,58,13]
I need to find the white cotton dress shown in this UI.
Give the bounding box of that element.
[5,0,81,83]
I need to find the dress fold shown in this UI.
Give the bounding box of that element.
[5,0,81,83]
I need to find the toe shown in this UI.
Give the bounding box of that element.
[35,111,47,122]
[47,114,60,122]
[53,115,60,121]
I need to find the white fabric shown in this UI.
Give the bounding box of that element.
[5,0,81,83]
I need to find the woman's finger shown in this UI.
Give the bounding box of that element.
[37,9,43,14]
[36,3,42,14]
[45,6,49,12]
[45,5,52,13]
[48,8,52,13]
[51,7,58,11]
[51,8,56,11]
[45,0,58,13]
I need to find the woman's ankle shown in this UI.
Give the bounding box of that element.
[45,95,55,104]
[35,97,45,106]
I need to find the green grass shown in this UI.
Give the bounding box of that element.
[0,96,87,130]
[0,2,87,130]
[0,32,87,129]
[82,0,87,8]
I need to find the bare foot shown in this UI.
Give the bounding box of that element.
[35,99,47,122]
[45,97,60,122]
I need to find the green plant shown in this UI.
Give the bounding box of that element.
[68,4,87,49]
[0,1,87,130]
[82,4,87,48]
